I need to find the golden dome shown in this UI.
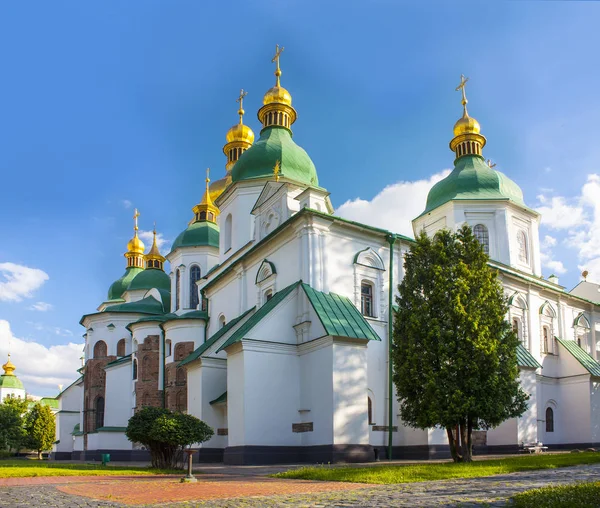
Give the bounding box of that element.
[263,86,292,107]
[226,122,255,144]
[2,355,16,376]
[127,233,145,255]
[453,112,481,137]
[209,175,229,202]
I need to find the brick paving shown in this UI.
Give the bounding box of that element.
[0,463,598,507]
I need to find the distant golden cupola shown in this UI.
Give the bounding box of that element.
[145,225,165,270]
[449,74,487,159]
[211,90,256,202]
[125,209,146,269]
[2,354,16,376]
[192,169,220,224]
[257,45,297,130]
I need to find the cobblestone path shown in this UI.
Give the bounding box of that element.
[0,463,598,507]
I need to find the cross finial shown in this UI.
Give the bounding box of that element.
[153,221,157,236]
[133,208,140,232]
[455,74,470,114]
[272,44,284,86]
[236,89,248,124]
[206,167,211,184]
[273,160,280,182]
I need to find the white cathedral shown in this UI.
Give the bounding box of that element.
[54,52,600,464]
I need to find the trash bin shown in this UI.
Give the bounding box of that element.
[101,453,110,466]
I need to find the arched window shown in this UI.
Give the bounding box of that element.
[95,397,105,430]
[132,359,138,380]
[546,407,554,432]
[189,266,201,309]
[224,214,233,252]
[368,397,373,425]
[473,224,489,255]
[512,317,521,338]
[174,343,188,361]
[219,315,227,329]
[176,368,186,386]
[517,230,529,264]
[264,289,273,302]
[361,281,374,317]
[166,340,172,357]
[117,339,126,357]
[175,269,181,310]
[542,326,550,354]
[93,340,107,359]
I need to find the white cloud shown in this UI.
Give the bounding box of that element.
[535,196,586,230]
[335,170,451,236]
[139,230,171,254]
[0,263,49,302]
[539,235,567,275]
[0,320,82,395]
[122,199,133,209]
[26,321,73,337]
[28,301,53,312]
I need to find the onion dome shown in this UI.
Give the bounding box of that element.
[422,76,524,215]
[125,209,145,269]
[0,354,25,391]
[128,225,171,292]
[232,45,318,187]
[145,226,166,270]
[170,171,220,253]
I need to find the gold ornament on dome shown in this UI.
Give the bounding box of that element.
[2,354,16,376]
[126,208,145,255]
[449,74,486,157]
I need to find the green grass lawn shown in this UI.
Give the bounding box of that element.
[512,481,600,508]
[0,459,179,478]
[274,452,600,484]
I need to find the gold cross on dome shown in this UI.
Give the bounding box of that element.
[273,160,281,182]
[272,44,284,85]
[455,74,469,105]
[133,208,140,231]
[206,167,211,184]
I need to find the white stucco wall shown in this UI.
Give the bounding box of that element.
[104,362,133,428]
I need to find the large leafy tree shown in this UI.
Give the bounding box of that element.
[24,403,56,459]
[392,225,528,462]
[126,407,214,469]
[0,398,28,451]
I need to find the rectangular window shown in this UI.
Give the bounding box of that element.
[361,282,374,317]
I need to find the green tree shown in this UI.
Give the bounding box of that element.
[24,403,56,459]
[0,398,27,452]
[392,225,528,463]
[125,407,213,469]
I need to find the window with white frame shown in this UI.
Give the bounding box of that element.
[224,214,233,252]
[473,224,489,255]
[509,292,529,349]
[517,230,529,264]
[189,266,201,309]
[219,314,227,329]
[574,312,591,353]
[353,247,385,320]
[539,301,556,355]
[255,259,277,307]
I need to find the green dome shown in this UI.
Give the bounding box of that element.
[127,268,170,292]
[171,221,219,252]
[0,374,24,390]
[424,155,525,215]
[107,267,144,301]
[232,126,318,186]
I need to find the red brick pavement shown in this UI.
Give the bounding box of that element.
[56,475,366,505]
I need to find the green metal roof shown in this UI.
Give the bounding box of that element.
[39,397,59,409]
[96,426,127,432]
[127,268,171,292]
[171,221,219,252]
[107,267,144,300]
[179,307,255,366]
[232,126,318,187]
[103,296,165,315]
[105,354,132,369]
[209,391,227,405]
[557,338,600,377]
[302,283,381,341]
[422,155,526,215]
[217,281,380,353]
[516,344,542,369]
[0,375,25,390]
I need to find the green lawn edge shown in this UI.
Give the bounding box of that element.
[0,459,180,478]
[273,452,600,485]
[512,481,600,508]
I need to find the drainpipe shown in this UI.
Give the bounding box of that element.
[386,234,396,461]
[161,326,166,409]
[201,288,209,344]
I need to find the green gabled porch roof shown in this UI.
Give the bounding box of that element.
[209,391,227,405]
[516,344,542,369]
[105,354,132,369]
[556,338,600,377]
[178,307,255,367]
[217,281,380,353]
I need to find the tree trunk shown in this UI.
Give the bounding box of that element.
[465,417,474,463]
[446,425,462,463]
[37,449,43,460]
[459,421,472,463]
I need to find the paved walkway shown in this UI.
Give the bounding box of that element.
[0,463,598,507]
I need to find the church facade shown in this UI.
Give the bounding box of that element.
[54,51,600,464]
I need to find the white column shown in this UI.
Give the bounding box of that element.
[179,265,188,311]
[590,308,597,360]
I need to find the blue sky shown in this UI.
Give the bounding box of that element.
[2,1,600,395]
